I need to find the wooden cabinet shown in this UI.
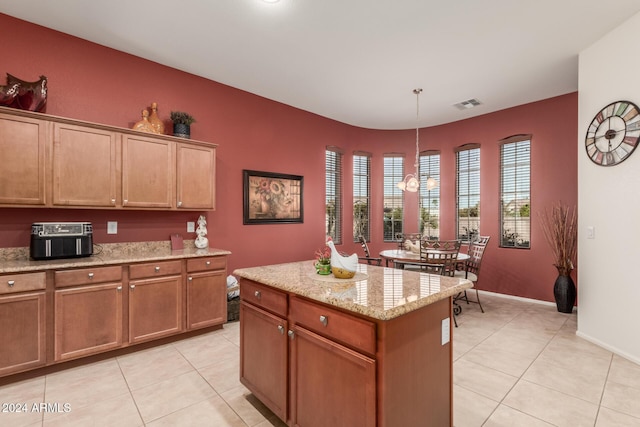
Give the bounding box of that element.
[0,113,47,205]
[186,257,227,330]
[52,122,118,207]
[128,260,183,344]
[0,106,217,211]
[54,266,124,361]
[122,134,174,209]
[240,283,288,421]
[240,281,375,426]
[176,142,216,210]
[0,272,46,376]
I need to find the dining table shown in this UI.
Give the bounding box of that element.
[379,249,470,269]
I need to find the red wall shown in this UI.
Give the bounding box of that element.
[0,14,577,303]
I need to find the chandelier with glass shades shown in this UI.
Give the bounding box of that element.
[397,88,438,192]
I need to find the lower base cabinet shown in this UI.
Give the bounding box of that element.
[186,257,227,330]
[0,292,46,376]
[54,282,123,361]
[129,275,182,344]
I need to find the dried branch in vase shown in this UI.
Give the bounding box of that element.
[538,202,577,276]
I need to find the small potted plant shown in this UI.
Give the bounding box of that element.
[314,246,332,275]
[170,111,196,139]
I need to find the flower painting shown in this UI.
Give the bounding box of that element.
[243,170,303,224]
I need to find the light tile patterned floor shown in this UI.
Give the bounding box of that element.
[0,293,639,426]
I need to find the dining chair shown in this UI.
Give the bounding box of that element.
[453,235,490,315]
[418,239,461,276]
[358,235,382,266]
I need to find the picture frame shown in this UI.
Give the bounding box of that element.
[243,170,304,224]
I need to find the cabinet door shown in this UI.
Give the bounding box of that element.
[176,142,215,210]
[0,113,47,205]
[54,283,123,361]
[290,325,376,427]
[122,134,174,208]
[0,292,46,376]
[187,270,226,330]
[52,123,118,207]
[129,275,182,344]
[240,302,288,422]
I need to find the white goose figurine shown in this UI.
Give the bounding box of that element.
[326,240,358,279]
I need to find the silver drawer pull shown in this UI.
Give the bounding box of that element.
[278,325,284,335]
[155,266,161,272]
[7,280,15,287]
[319,315,328,327]
[288,330,295,339]
[254,290,261,299]
[205,261,211,266]
[130,284,136,290]
[177,201,183,207]
[88,273,94,279]
[188,276,193,281]
[117,286,122,291]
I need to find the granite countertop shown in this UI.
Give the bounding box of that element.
[0,241,232,274]
[233,261,473,321]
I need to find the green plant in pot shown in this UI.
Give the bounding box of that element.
[314,246,332,275]
[538,202,577,313]
[170,111,196,139]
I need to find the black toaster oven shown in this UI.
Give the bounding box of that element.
[30,222,93,260]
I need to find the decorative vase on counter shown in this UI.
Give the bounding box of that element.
[553,273,576,313]
[315,262,331,275]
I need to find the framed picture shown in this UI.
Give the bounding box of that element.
[243,170,304,224]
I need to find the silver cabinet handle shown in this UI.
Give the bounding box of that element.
[319,315,328,327]
[205,261,211,266]
[154,266,160,272]
[177,201,183,207]
[111,198,116,204]
[7,280,15,287]
[287,330,295,339]
[88,273,94,279]
[123,199,128,205]
[117,286,122,291]
[130,284,136,290]
[188,276,193,281]
[278,325,285,335]
[254,290,261,299]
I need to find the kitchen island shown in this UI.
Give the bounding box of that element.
[233,261,473,427]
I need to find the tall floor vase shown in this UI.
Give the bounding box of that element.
[553,274,576,313]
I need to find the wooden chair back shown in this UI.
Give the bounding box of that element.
[419,239,461,276]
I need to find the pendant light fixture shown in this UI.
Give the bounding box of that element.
[397,89,438,192]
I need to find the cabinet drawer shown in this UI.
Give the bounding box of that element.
[290,297,376,356]
[0,272,46,295]
[187,256,226,272]
[55,266,122,288]
[129,260,182,279]
[240,280,287,318]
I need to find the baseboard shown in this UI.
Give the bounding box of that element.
[477,290,572,310]
[576,330,640,365]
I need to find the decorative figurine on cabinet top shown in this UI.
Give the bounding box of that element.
[148,102,165,135]
[194,215,209,249]
[132,109,156,134]
[0,74,47,112]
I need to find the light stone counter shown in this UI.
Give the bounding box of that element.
[233,261,472,321]
[0,241,231,274]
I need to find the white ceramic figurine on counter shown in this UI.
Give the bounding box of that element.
[194,215,209,249]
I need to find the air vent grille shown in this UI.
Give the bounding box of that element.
[454,99,482,110]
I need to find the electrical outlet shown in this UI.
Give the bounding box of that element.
[587,226,595,239]
[107,221,118,234]
[187,221,195,233]
[441,318,450,345]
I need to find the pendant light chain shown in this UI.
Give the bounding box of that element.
[414,88,422,175]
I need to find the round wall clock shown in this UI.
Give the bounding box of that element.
[585,100,640,166]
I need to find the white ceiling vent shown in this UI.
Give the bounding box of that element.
[454,99,482,110]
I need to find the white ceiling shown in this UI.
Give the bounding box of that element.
[2,0,640,129]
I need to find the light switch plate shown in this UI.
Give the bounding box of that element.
[107,221,118,234]
[187,221,195,233]
[441,318,450,345]
[587,226,595,239]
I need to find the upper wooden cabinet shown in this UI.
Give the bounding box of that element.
[0,113,47,205]
[52,122,118,207]
[0,106,217,211]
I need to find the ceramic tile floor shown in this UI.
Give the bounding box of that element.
[1,293,639,426]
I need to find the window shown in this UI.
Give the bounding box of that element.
[456,145,480,242]
[325,147,342,244]
[500,135,531,248]
[353,152,371,242]
[419,151,440,239]
[383,155,404,241]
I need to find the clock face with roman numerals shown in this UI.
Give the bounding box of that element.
[585,100,640,166]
